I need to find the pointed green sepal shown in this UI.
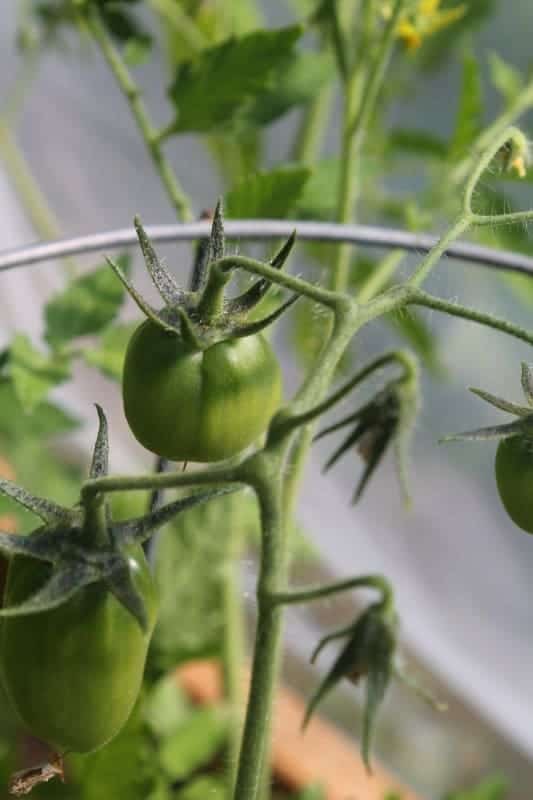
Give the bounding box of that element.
[134,216,185,307]
[230,294,299,339]
[0,562,101,617]
[0,478,70,523]
[113,488,236,546]
[106,257,176,334]
[225,231,296,315]
[90,404,109,479]
[106,560,148,631]
[469,386,530,417]
[440,420,525,443]
[208,199,225,263]
[521,362,533,406]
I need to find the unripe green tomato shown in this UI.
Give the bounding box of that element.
[495,435,533,534]
[122,319,282,462]
[0,543,158,753]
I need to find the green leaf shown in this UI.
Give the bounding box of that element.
[44,255,131,347]
[487,52,523,104]
[294,785,326,800]
[84,322,137,381]
[444,774,508,800]
[175,776,226,800]
[70,701,158,800]
[0,380,78,444]
[244,49,334,127]
[158,708,227,781]
[449,52,483,161]
[151,490,259,668]
[144,674,190,741]
[167,25,302,133]
[9,334,71,413]
[225,164,311,219]
[123,35,153,66]
[388,128,448,160]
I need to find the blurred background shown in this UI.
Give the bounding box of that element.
[1,1,533,798]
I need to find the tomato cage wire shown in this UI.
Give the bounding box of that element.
[0,218,533,277]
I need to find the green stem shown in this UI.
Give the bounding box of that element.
[216,254,345,310]
[86,9,193,222]
[406,288,533,347]
[407,215,471,289]
[221,524,246,795]
[81,465,240,502]
[272,349,412,439]
[0,124,77,276]
[232,452,287,800]
[290,86,333,165]
[271,574,392,608]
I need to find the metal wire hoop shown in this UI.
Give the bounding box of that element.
[0,219,532,277]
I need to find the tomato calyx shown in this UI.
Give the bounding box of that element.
[0,406,232,629]
[442,361,533,444]
[303,590,398,771]
[107,200,298,350]
[314,359,420,505]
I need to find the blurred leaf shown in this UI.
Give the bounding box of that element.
[69,701,157,800]
[244,49,334,127]
[9,334,70,413]
[44,256,130,347]
[84,322,137,381]
[387,308,442,375]
[144,674,190,741]
[0,380,78,444]
[175,776,226,800]
[225,164,311,218]
[444,773,508,800]
[487,52,524,104]
[158,708,227,781]
[418,0,496,69]
[449,51,483,161]
[167,26,302,133]
[388,128,448,160]
[123,35,153,66]
[296,158,340,220]
[151,490,258,668]
[294,785,326,799]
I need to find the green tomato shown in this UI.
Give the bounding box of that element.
[122,320,282,462]
[0,543,158,753]
[495,435,533,534]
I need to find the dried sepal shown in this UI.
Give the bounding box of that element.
[303,603,397,771]
[9,754,64,797]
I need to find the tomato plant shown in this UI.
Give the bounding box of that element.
[1,0,533,798]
